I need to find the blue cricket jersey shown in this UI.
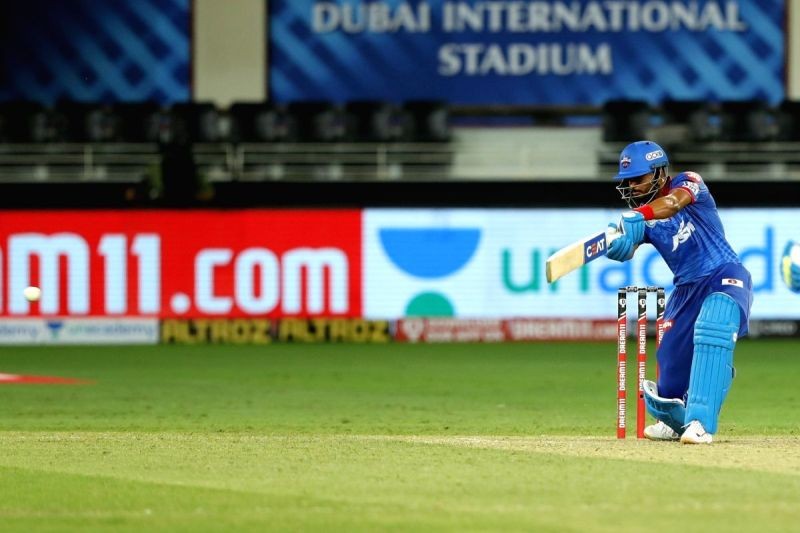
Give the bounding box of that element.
[643,172,740,286]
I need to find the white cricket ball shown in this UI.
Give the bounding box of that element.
[23,286,42,302]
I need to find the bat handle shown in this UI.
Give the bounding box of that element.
[605,226,622,244]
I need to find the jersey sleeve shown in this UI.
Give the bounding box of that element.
[670,171,707,204]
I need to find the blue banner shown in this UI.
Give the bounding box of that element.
[269,0,785,105]
[0,0,190,104]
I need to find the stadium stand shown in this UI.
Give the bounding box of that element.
[2,98,800,207]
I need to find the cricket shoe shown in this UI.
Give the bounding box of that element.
[680,420,713,445]
[643,421,679,441]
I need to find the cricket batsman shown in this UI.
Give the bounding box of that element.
[606,140,753,444]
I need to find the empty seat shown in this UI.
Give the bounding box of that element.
[0,101,50,142]
[776,99,800,141]
[718,100,774,142]
[344,100,405,142]
[113,101,163,142]
[661,99,718,143]
[170,102,224,142]
[54,100,119,142]
[286,101,346,142]
[402,100,450,142]
[228,102,291,143]
[601,100,651,142]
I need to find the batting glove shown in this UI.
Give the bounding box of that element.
[620,210,646,244]
[606,225,635,262]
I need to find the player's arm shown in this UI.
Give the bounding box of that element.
[608,189,693,262]
[635,188,693,220]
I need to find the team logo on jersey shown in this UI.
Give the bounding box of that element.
[722,278,744,288]
[671,220,696,251]
[620,155,631,168]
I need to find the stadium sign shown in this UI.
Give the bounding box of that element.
[269,0,785,104]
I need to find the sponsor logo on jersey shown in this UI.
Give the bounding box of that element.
[671,220,696,251]
[722,278,744,288]
[682,181,700,197]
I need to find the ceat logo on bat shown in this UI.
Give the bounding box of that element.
[584,234,606,260]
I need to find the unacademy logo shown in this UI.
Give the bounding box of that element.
[672,220,696,251]
[379,228,481,316]
[46,320,65,339]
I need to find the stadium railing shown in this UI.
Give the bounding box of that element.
[0,143,160,184]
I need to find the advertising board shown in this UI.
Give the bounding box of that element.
[364,208,800,319]
[2,208,796,323]
[269,1,784,104]
[0,210,361,318]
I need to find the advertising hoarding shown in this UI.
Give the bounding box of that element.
[0,210,361,318]
[0,318,158,345]
[363,208,800,319]
[269,1,785,105]
[2,208,797,323]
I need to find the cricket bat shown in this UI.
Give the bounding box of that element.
[546,227,621,283]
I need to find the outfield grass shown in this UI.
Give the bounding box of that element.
[0,341,798,531]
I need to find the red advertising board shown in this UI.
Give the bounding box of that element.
[0,210,361,318]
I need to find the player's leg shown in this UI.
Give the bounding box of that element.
[682,265,752,444]
[681,293,738,443]
[654,284,696,400]
[643,285,695,440]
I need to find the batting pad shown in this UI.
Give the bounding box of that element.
[642,380,686,435]
[685,292,740,435]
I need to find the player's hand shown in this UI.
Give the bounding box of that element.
[606,225,635,262]
[620,210,646,244]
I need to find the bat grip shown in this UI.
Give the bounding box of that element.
[605,227,622,244]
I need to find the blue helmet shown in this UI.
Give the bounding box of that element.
[613,140,669,180]
[613,141,670,208]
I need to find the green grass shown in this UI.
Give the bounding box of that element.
[0,341,799,531]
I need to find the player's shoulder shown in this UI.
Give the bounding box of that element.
[673,170,703,183]
[670,170,707,199]
[672,170,704,184]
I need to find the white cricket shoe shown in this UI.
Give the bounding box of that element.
[644,421,680,441]
[680,420,713,445]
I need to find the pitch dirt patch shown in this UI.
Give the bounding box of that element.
[2,432,798,478]
[377,435,800,476]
